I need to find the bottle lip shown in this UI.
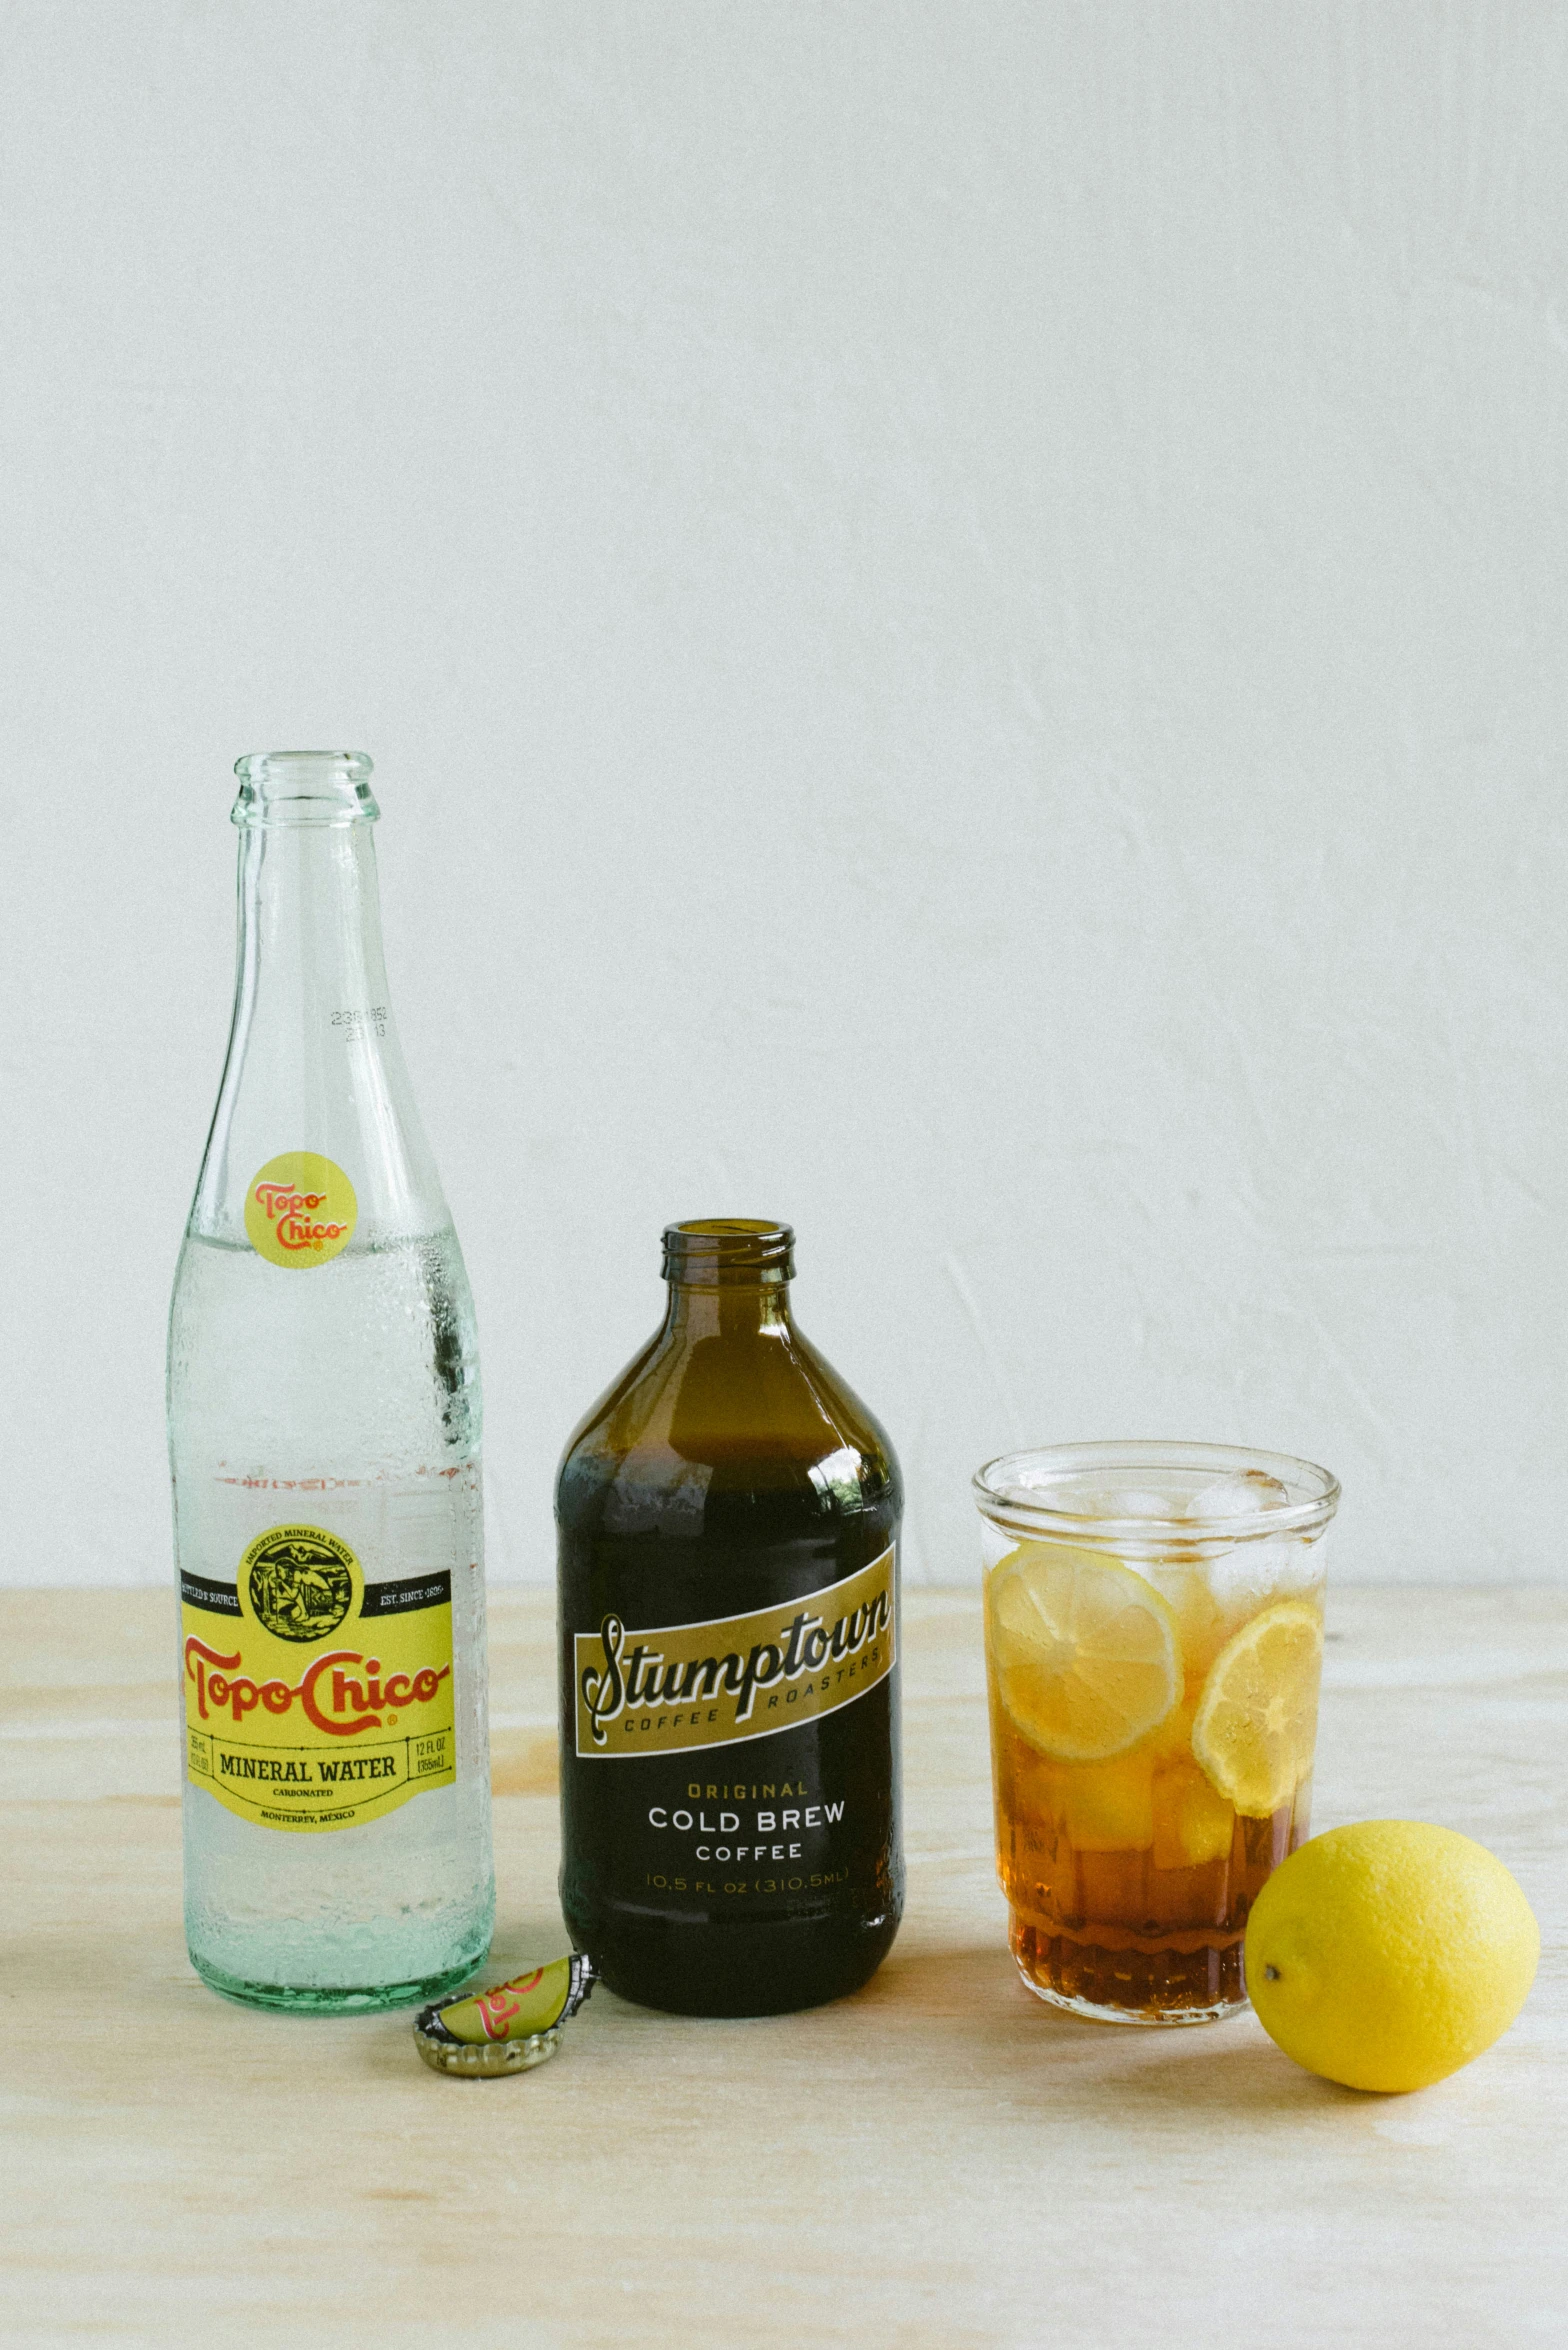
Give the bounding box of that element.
[662,1219,795,1283]
[232,750,380,828]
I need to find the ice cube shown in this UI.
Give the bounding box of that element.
[1205,1538,1323,1642]
[1186,1469,1291,1521]
[1140,1561,1226,1671]
[1111,1488,1187,1520]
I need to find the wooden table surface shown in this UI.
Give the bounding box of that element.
[2,1584,1564,2349]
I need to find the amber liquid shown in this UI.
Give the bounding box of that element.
[987,1627,1314,2024]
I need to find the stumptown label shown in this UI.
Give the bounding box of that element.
[180,1521,455,1833]
[574,1547,896,1760]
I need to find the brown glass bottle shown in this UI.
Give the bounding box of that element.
[556,1220,902,2016]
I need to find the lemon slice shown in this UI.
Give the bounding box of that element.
[987,1542,1180,1761]
[1190,1598,1323,1817]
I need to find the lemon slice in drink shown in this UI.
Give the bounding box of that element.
[987,1543,1180,1762]
[1190,1599,1323,1817]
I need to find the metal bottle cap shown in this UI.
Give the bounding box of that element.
[413,1951,596,2078]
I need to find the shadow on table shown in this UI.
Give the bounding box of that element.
[337,1922,1373,2115]
[869,1938,1368,2116]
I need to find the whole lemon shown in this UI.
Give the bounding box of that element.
[1244,1821,1539,2093]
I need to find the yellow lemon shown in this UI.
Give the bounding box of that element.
[987,1542,1179,1762]
[1245,1821,1539,2092]
[1190,1598,1322,1817]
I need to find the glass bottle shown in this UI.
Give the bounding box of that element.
[168,750,493,2011]
[557,1219,902,2016]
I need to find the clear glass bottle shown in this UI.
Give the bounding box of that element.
[168,751,493,2012]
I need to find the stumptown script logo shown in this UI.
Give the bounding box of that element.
[574,1547,896,1759]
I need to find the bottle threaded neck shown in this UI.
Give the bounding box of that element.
[232,749,379,828]
[662,1219,795,1284]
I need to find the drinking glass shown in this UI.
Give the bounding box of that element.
[974,1441,1339,2024]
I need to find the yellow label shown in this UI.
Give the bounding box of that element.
[244,1151,357,1268]
[181,1522,455,1834]
[572,1547,896,1760]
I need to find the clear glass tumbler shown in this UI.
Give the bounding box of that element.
[974,1441,1339,2024]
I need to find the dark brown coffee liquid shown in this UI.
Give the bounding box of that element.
[556,1222,902,2017]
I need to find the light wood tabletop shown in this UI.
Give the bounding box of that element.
[2,1584,1564,2349]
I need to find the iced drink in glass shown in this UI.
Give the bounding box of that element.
[973,1442,1339,2024]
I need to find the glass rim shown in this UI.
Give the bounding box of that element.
[972,1439,1340,1545]
[231,749,380,829]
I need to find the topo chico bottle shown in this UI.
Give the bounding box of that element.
[557,1219,903,2016]
[168,750,494,2011]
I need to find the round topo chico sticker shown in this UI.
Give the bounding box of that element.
[244,1151,357,1269]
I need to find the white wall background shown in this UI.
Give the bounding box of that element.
[2,2,1566,1589]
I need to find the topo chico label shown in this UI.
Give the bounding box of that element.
[573,1547,896,1761]
[181,1521,455,1833]
[244,1151,358,1268]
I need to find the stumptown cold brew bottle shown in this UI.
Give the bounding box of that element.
[168,751,493,2010]
[557,1220,902,2015]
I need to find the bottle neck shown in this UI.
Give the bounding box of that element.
[661,1279,794,1342]
[235,818,395,1043]
[188,790,447,1248]
[227,749,392,1034]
